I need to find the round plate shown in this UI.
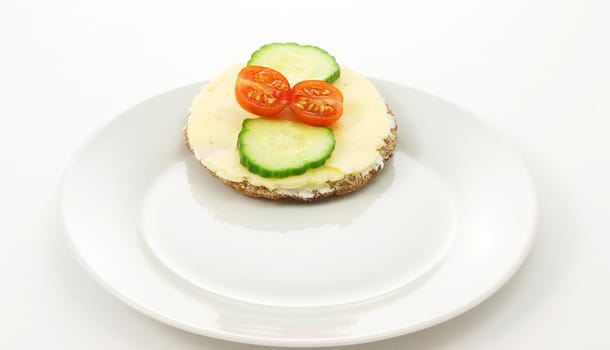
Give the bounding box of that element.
[60,79,537,347]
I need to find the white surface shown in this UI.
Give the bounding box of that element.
[1,0,609,349]
[59,79,536,346]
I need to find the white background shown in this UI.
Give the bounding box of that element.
[1,0,609,349]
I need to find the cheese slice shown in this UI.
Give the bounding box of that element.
[186,64,391,191]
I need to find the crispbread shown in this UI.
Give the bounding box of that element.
[184,107,397,202]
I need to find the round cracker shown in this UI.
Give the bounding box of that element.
[184,107,397,202]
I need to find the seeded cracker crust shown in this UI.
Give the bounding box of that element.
[184,106,397,202]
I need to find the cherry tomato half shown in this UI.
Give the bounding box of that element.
[289,80,343,126]
[235,66,291,116]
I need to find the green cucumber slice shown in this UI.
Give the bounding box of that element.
[237,118,335,178]
[247,43,340,86]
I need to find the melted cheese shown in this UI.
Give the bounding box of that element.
[186,64,391,190]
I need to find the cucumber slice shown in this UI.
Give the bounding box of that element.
[237,118,335,178]
[247,43,340,86]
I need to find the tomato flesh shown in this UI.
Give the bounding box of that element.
[235,66,290,116]
[289,80,343,126]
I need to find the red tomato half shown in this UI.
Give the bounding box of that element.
[235,66,291,116]
[289,80,343,126]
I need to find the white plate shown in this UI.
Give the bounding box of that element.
[60,79,537,347]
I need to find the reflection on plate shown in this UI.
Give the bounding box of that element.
[61,79,537,347]
[140,150,456,308]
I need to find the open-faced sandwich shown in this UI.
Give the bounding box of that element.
[184,43,397,201]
